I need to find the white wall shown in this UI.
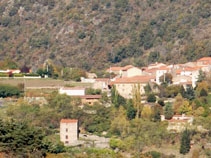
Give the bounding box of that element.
[59,88,85,96]
[60,122,78,145]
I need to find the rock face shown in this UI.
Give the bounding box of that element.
[0,0,210,70]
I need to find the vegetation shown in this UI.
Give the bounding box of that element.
[0,0,210,70]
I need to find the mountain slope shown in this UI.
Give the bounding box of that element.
[0,0,210,70]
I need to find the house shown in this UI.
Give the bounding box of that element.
[79,95,102,105]
[155,66,171,85]
[92,78,110,92]
[59,87,85,96]
[106,67,122,75]
[197,57,211,65]
[161,114,193,132]
[60,119,79,145]
[106,65,143,78]
[9,69,21,74]
[86,72,97,79]
[109,75,156,99]
[147,62,166,69]
[121,65,143,77]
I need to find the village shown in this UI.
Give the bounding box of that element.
[0,57,210,157]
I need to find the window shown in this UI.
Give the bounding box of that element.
[66,135,68,139]
[65,141,69,144]
[66,128,68,132]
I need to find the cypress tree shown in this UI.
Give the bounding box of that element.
[180,129,191,154]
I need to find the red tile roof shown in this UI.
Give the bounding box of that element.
[60,119,78,123]
[110,75,155,85]
[121,65,134,71]
[95,78,110,82]
[198,57,211,61]
[107,67,122,71]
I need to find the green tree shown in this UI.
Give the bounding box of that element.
[180,129,191,155]
[126,100,136,120]
[111,86,126,108]
[164,103,174,120]
[0,120,46,157]
[159,73,173,85]
[197,70,206,83]
[200,88,208,97]
[132,84,143,118]
[147,93,156,103]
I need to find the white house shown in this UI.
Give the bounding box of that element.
[60,119,79,145]
[59,87,85,96]
[156,66,171,85]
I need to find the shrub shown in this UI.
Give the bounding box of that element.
[158,100,165,106]
[147,93,156,103]
[0,84,21,97]
[13,73,24,77]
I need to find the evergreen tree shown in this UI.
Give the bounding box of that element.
[126,100,136,120]
[180,129,191,154]
[184,86,195,100]
[200,88,208,97]
[197,70,206,83]
[147,93,156,103]
[164,103,174,120]
[153,107,161,122]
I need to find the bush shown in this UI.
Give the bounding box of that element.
[200,88,208,97]
[147,93,156,103]
[158,100,165,106]
[13,73,24,77]
[25,73,40,76]
[0,84,21,98]
[0,73,9,77]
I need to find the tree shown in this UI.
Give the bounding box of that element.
[126,100,136,120]
[178,100,192,115]
[153,106,161,122]
[184,86,195,100]
[159,73,173,85]
[132,84,143,118]
[173,93,184,114]
[180,129,191,155]
[158,100,165,106]
[197,70,206,83]
[147,93,156,103]
[164,103,174,120]
[141,106,153,120]
[111,86,126,108]
[0,120,46,157]
[199,88,208,97]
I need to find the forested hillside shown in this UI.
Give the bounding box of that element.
[0,0,210,70]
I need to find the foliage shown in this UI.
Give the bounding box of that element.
[62,68,87,81]
[199,88,208,97]
[0,84,21,98]
[180,129,191,155]
[85,88,101,95]
[159,73,173,85]
[147,93,156,103]
[164,103,174,120]
[178,100,192,115]
[132,84,143,118]
[0,119,46,157]
[158,100,165,107]
[111,86,126,108]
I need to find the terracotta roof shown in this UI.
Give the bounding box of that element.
[198,57,211,61]
[183,67,201,71]
[121,65,134,71]
[110,75,155,85]
[176,69,182,74]
[95,78,110,82]
[61,87,86,90]
[60,119,78,123]
[168,119,189,122]
[158,66,170,71]
[107,67,122,71]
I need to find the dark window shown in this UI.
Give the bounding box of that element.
[66,135,68,139]
[65,141,69,144]
[66,128,68,132]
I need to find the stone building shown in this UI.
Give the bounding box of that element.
[60,119,79,146]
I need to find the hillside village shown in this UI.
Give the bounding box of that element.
[0,57,210,158]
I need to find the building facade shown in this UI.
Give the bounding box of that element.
[60,119,79,146]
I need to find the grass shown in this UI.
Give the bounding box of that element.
[0,78,92,89]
